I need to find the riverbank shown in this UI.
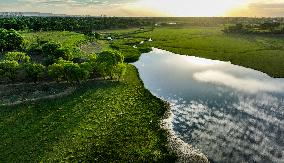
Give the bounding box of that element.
[111,27,284,78]
[0,65,176,162]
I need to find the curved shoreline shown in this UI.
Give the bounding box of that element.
[133,64,209,163]
[160,101,209,163]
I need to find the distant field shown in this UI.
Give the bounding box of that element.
[22,31,88,48]
[21,31,110,58]
[114,27,284,77]
[0,65,176,162]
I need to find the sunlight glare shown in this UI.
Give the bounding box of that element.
[136,0,248,16]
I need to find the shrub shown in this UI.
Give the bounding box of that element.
[95,50,125,79]
[0,28,24,52]
[80,62,93,80]
[42,42,72,61]
[112,63,127,80]
[4,52,30,63]
[0,60,20,81]
[22,63,45,83]
[48,59,92,83]
[48,62,64,82]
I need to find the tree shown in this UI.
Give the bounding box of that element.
[112,63,127,80]
[95,50,125,79]
[0,28,24,52]
[42,42,73,62]
[4,52,30,63]
[23,63,45,83]
[48,62,64,82]
[0,60,20,81]
[48,59,92,83]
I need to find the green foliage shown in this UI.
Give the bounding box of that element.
[224,22,284,34]
[0,28,24,52]
[113,63,127,80]
[22,63,45,83]
[130,27,284,77]
[0,66,176,162]
[94,32,101,39]
[42,42,73,61]
[4,52,30,63]
[0,60,19,81]
[48,59,92,83]
[47,62,64,82]
[95,50,125,79]
[97,50,124,65]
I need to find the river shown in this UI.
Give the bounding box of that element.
[133,48,284,163]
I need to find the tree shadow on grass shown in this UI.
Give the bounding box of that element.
[0,81,119,162]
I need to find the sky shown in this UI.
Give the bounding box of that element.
[0,0,284,17]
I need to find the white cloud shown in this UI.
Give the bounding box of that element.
[193,70,284,93]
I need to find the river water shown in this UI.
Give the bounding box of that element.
[133,48,284,163]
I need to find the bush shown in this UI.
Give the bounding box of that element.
[95,50,125,79]
[97,50,124,65]
[42,42,72,61]
[48,62,64,82]
[0,28,24,52]
[112,63,127,80]
[0,60,20,81]
[4,52,30,63]
[48,59,92,83]
[22,63,45,83]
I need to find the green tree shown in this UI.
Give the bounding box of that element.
[48,62,64,82]
[0,60,20,81]
[48,59,92,83]
[95,50,125,79]
[112,63,127,80]
[23,63,45,83]
[42,42,72,61]
[0,28,24,52]
[4,52,30,63]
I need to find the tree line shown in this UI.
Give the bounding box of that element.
[223,21,284,34]
[0,17,155,33]
[0,28,126,84]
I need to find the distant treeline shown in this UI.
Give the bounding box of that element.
[0,17,155,32]
[1,16,284,32]
[223,21,284,34]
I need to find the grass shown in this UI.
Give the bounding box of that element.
[22,31,88,49]
[110,27,284,77]
[0,65,176,162]
[0,82,75,106]
[80,40,110,54]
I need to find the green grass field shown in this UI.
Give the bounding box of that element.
[22,31,88,48]
[114,27,284,77]
[0,65,176,162]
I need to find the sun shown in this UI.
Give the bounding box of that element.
[135,0,248,16]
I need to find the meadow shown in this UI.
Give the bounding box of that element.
[0,65,176,162]
[112,27,284,77]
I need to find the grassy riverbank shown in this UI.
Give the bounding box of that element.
[112,27,284,77]
[0,65,176,162]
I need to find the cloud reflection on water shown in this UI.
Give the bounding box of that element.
[133,48,284,162]
[193,70,284,93]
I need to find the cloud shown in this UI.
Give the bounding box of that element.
[17,0,137,6]
[1,0,284,16]
[193,70,284,93]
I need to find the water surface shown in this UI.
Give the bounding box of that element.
[133,48,284,163]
